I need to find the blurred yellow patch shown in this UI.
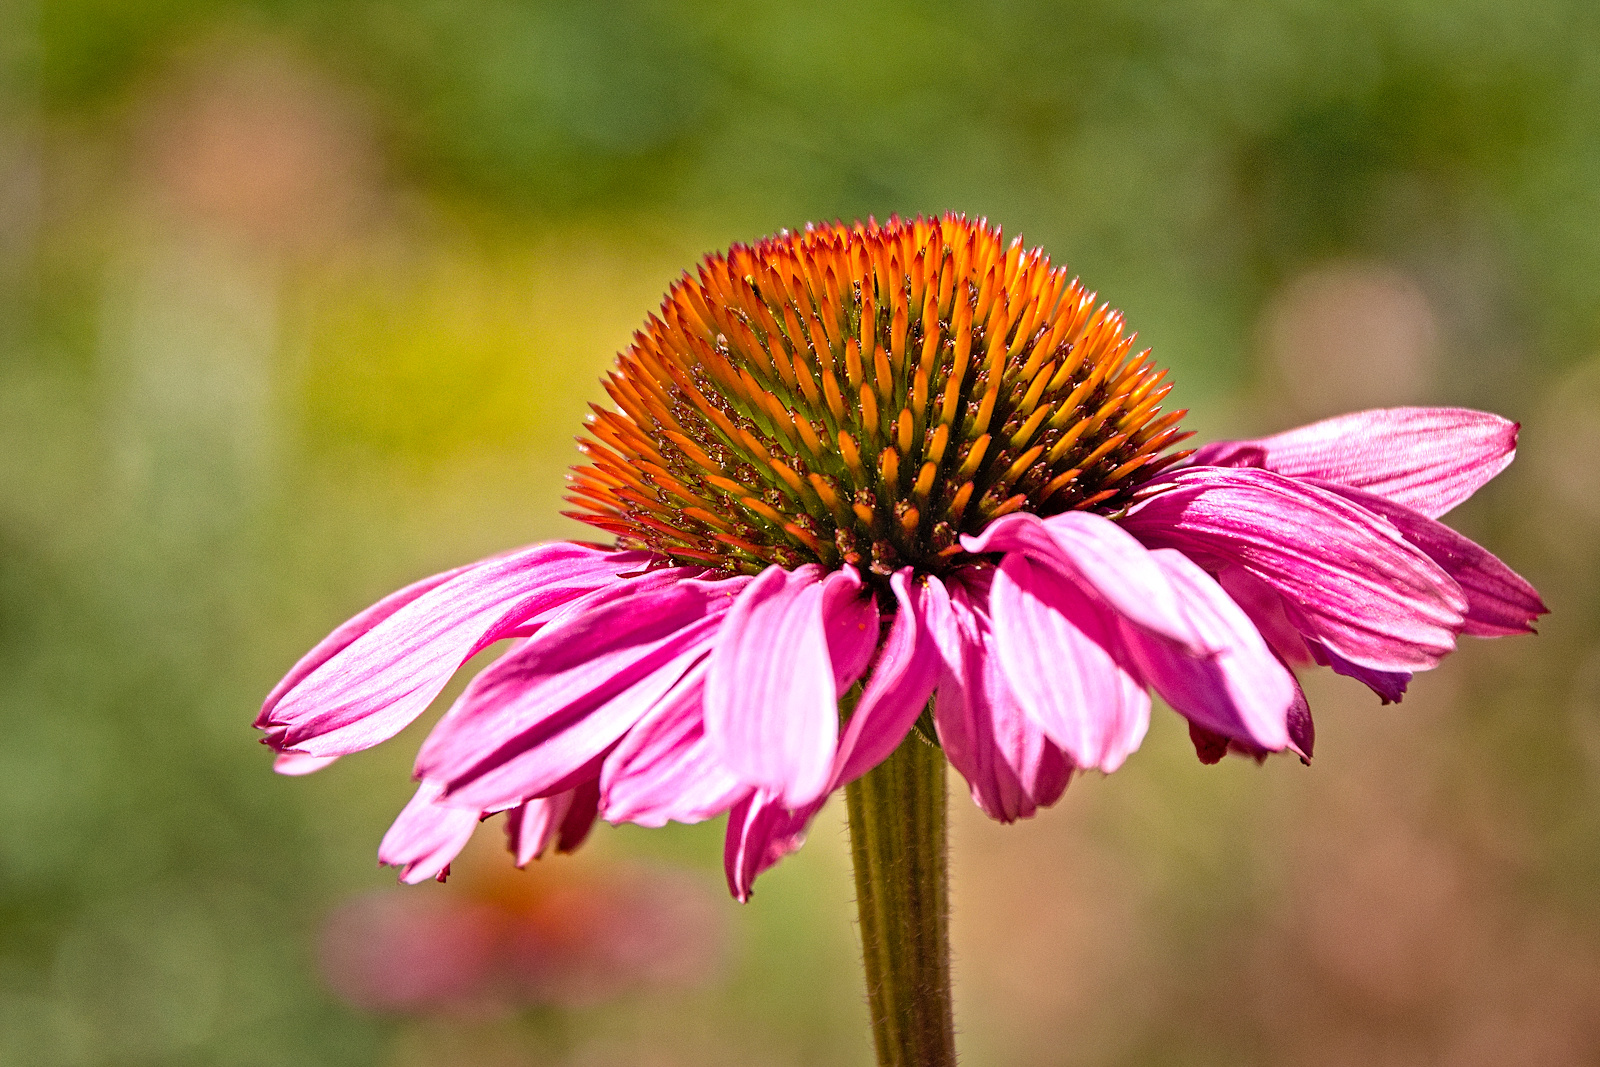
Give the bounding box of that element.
[295,234,682,464]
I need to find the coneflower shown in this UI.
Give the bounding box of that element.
[259,214,1544,1066]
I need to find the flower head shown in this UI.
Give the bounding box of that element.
[567,216,1187,580]
[259,215,1545,900]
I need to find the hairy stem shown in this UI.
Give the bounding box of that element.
[845,729,957,1067]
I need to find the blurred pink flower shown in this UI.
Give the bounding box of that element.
[258,218,1543,900]
[319,862,724,1013]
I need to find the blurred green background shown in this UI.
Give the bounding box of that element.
[4,0,1600,1063]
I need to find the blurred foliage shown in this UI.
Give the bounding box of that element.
[4,0,1600,1064]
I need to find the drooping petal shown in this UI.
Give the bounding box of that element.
[1309,480,1547,637]
[273,751,340,776]
[705,565,874,808]
[922,575,1072,823]
[824,570,882,689]
[378,780,481,885]
[259,544,662,757]
[963,511,1209,654]
[1215,566,1313,664]
[831,571,939,789]
[987,555,1150,773]
[600,664,749,828]
[1287,681,1314,761]
[1118,549,1295,752]
[505,791,570,866]
[1187,673,1315,765]
[416,576,747,811]
[1124,467,1467,672]
[722,791,819,902]
[1308,639,1412,704]
[1188,407,1518,518]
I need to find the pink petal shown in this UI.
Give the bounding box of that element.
[824,570,882,688]
[988,555,1150,773]
[705,565,874,808]
[415,576,746,811]
[503,782,601,864]
[378,779,482,885]
[962,511,1209,654]
[600,663,750,828]
[830,570,940,789]
[1308,480,1547,637]
[1188,407,1518,518]
[273,751,340,776]
[1119,550,1295,752]
[260,543,663,757]
[552,778,601,853]
[1123,468,1467,672]
[505,792,570,866]
[923,574,1073,822]
[722,790,819,902]
[1215,566,1313,664]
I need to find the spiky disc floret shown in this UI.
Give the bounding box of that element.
[565,214,1193,578]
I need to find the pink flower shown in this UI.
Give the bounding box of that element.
[318,862,725,1013]
[259,217,1543,900]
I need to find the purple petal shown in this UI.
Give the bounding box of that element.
[1308,638,1412,704]
[1309,480,1547,637]
[988,555,1150,773]
[378,779,481,885]
[260,543,662,757]
[600,663,749,828]
[963,511,1209,654]
[722,790,819,902]
[1188,407,1518,518]
[831,571,940,789]
[1124,467,1467,672]
[1187,673,1314,765]
[1119,549,1295,752]
[415,575,746,811]
[923,574,1073,822]
[1288,682,1314,761]
[705,565,874,808]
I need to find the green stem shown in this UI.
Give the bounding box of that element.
[845,729,957,1067]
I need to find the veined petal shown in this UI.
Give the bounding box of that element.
[1215,565,1313,664]
[989,554,1150,773]
[378,780,481,885]
[1188,407,1518,518]
[722,790,819,902]
[831,571,939,789]
[1124,467,1467,672]
[922,575,1072,822]
[1310,480,1547,637]
[705,565,874,808]
[600,663,749,828]
[504,780,601,865]
[963,511,1209,654]
[412,579,742,812]
[260,543,661,758]
[1120,550,1295,752]
[416,576,746,811]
